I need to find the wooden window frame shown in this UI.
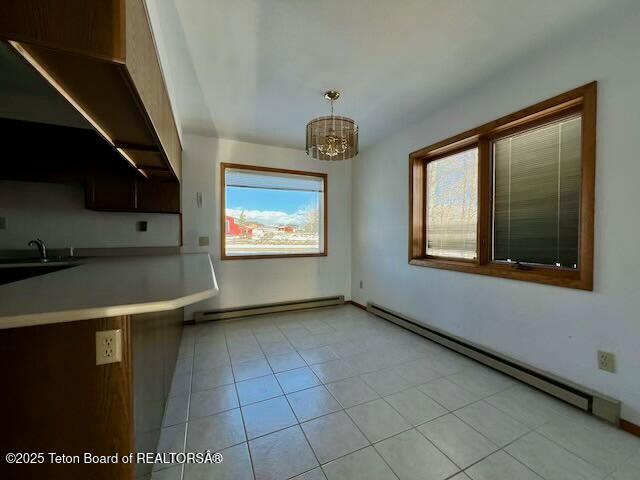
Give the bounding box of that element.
[221,162,328,260]
[409,82,596,290]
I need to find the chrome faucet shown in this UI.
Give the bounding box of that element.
[28,238,48,262]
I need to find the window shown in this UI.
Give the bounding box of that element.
[493,116,581,268]
[409,83,596,290]
[426,148,478,260]
[221,163,327,259]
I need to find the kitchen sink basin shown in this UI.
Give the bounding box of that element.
[0,262,77,285]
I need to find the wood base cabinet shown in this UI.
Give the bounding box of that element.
[0,308,184,480]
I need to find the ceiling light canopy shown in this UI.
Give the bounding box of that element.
[306,90,358,161]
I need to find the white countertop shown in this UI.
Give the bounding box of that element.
[0,253,218,329]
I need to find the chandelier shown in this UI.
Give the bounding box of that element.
[306,90,358,161]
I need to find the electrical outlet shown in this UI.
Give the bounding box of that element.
[359,280,363,289]
[96,329,122,365]
[137,221,148,232]
[598,350,616,373]
[198,236,210,247]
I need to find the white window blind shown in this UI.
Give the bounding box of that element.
[225,168,324,192]
[493,116,581,268]
[426,148,478,259]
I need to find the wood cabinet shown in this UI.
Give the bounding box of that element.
[0,315,135,480]
[86,173,180,214]
[86,173,138,212]
[131,309,183,478]
[0,0,182,182]
[0,308,184,480]
[135,178,181,214]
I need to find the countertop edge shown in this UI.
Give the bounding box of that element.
[0,287,218,329]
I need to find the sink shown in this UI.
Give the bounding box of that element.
[0,258,78,267]
[0,263,77,285]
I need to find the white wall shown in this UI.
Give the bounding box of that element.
[0,181,180,250]
[351,5,640,423]
[181,135,351,318]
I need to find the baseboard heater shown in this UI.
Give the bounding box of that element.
[194,296,345,322]
[366,302,620,425]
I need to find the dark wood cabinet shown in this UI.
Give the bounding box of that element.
[86,174,180,214]
[85,173,138,211]
[0,0,182,181]
[136,179,180,214]
[1,2,183,215]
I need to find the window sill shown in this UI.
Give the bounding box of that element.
[409,257,592,290]
[222,252,327,260]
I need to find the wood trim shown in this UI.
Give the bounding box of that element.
[487,105,583,142]
[346,300,367,311]
[579,82,597,291]
[222,253,328,260]
[408,83,597,290]
[620,419,640,438]
[221,161,227,259]
[409,83,595,159]
[409,258,586,289]
[221,162,328,179]
[220,163,328,260]
[477,139,491,265]
[409,157,425,260]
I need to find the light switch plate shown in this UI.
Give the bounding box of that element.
[96,329,122,365]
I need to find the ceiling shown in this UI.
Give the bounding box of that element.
[149,0,612,150]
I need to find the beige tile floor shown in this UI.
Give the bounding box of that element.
[145,305,640,480]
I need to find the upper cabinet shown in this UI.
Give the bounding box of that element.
[0,0,182,182]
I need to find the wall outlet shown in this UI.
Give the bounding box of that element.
[198,236,210,247]
[359,280,363,289]
[137,221,148,232]
[597,350,616,373]
[96,329,122,365]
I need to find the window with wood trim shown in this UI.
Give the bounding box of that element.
[409,83,596,290]
[221,163,327,259]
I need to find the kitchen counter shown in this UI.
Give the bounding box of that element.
[0,253,218,329]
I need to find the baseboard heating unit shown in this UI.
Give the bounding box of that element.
[366,302,620,425]
[194,296,345,322]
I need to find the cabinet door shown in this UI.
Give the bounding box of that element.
[86,173,137,211]
[136,179,180,213]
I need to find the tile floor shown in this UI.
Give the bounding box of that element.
[144,305,640,480]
